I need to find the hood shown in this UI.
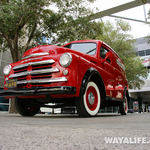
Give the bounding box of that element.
[22,45,69,59]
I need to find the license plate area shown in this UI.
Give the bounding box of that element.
[6,79,17,88]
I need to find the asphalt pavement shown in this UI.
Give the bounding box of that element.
[0,112,150,150]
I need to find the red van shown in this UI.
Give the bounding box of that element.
[0,40,129,117]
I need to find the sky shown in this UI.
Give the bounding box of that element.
[91,0,150,39]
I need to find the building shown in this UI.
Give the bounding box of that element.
[129,37,150,113]
[0,50,13,88]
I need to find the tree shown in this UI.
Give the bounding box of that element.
[97,19,148,89]
[0,0,102,62]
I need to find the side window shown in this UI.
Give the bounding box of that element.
[64,44,71,48]
[100,47,111,63]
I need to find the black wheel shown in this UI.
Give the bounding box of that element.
[75,81,101,117]
[119,96,128,115]
[15,97,40,116]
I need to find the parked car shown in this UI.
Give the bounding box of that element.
[0,40,129,117]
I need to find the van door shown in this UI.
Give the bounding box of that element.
[98,46,116,98]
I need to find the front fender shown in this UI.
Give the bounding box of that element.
[80,68,106,98]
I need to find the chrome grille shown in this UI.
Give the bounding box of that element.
[13,59,55,70]
[8,59,67,88]
[17,77,67,85]
[9,68,59,78]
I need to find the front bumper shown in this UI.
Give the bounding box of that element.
[0,86,76,97]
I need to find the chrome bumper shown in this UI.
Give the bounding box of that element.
[0,86,76,97]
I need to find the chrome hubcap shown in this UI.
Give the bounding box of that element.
[88,92,95,105]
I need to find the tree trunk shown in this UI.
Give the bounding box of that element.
[9,98,18,113]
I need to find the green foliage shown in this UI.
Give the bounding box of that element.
[0,0,100,62]
[97,19,148,89]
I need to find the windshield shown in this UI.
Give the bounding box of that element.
[65,43,97,55]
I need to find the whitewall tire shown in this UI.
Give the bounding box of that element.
[76,81,101,117]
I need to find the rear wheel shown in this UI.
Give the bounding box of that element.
[75,81,101,117]
[119,96,128,115]
[15,97,39,116]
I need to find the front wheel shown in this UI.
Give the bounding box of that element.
[15,97,40,116]
[119,96,128,115]
[75,81,101,117]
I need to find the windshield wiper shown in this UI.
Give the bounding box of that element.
[86,48,96,54]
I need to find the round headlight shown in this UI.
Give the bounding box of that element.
[59,53,72,67]
[3,65,11,76]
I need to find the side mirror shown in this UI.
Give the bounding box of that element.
[102,52,112,63]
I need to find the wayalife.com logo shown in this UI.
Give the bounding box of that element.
[104,137,150,144]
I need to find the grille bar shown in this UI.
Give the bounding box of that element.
[9,68,59,78]
[13,59,55,70]
[22,52,49,60]
[17,77,67,85]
